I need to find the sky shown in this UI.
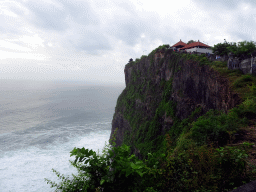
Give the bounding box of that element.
[1,0,256,85]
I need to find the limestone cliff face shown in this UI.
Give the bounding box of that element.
[172,57,241,120]
[110,50,242,156]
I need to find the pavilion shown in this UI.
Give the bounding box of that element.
[180,40,213,54]
[171,39,187,50]
[171,40,213,54]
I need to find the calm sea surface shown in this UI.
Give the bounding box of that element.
[0,80,124,192]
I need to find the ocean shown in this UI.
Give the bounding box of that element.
[0,80,124,192]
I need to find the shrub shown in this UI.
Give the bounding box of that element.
[232,75,253,88]
[211,60,227,68]
[190,110,242,147]
[198,56,209,66]
[45,133,255,192]
[213,144,251,191]
[231,97,256,120]
[161,139,253,192]
[45,143,152,192]
[247,83,256,97]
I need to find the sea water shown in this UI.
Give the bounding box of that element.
[0,80,124,192]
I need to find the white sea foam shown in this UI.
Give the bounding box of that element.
[0,127,111,192]
[0,80,124,192]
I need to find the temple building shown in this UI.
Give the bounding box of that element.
[171,40,213,54]
[171,39,187,50]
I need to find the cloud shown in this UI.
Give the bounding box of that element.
[228,14,256,41]
[107,19,142,46]
[4,0,163,55]
[61,0,99,25]
[68,32,112,54]
[24,1,68,31]
[0,2,26,35]
[193,0,241,10]
[22,0,100,31]
[2,0,256,83]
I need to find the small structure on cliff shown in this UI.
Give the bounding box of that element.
[180,40,213,54]
[171,39,187,50]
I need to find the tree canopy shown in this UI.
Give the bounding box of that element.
[212,40,256,58]
[187,40,196,44]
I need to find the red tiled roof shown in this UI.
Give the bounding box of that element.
[172,40,187,48]
[180,41,211,50]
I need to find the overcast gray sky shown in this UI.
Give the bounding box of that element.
[1,0,255,85]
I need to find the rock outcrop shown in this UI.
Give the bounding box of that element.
[110,49,242,157]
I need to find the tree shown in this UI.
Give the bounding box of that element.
[212,40,256,58]
[187,40,196,44]
[212,41,230,56]
[228,41,256,58]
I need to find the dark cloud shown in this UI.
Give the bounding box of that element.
[110,21,142,46]
[105,5,161,47]
[22,0,98,31]
[103,1,142,46]
[60,0,99,25]
[6,0,164,53]
[24,1,68,31]
[15,0,108,54]
[67,27,112,54]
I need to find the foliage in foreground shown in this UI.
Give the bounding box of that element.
[45,136,256,192]
[45,139,163,192]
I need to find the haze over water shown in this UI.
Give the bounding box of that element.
[0,80,124,192]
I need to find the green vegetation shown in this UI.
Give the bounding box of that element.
[211,41,231,56]
[212,40,256,57]
[46,43,256,191]
[233,75,253,88]
[181,52,211,66]
[45,128,255,192]
[190,109,246,147]
[187,40,196,44]
[209,60,256,100]
[45,131,256,191]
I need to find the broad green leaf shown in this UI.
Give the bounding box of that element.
[137,171,144,177]
[100,179,105,185]
[80,147,85,154]
[131,162,142,170]
[70,148,78,156]
[125,169,132,177]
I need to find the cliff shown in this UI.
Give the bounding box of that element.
[110,47,242,158]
